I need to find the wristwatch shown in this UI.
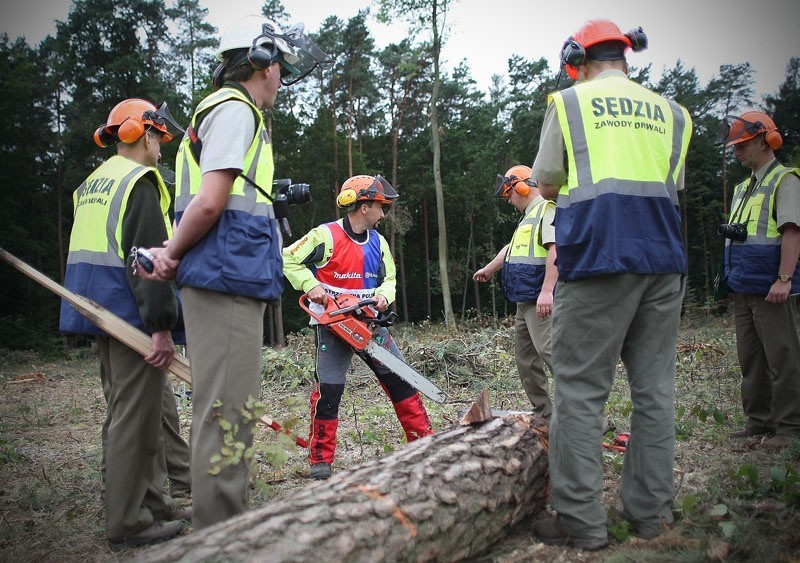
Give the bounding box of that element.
[778,274,792,283]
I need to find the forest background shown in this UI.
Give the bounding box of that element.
[1,0,799,352]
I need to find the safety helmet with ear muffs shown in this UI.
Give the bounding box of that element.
[213,15,332,89]
[93,98,174,148]
[722,111,783,150]
[494,165,537,198]
[336,175,399,210]
[560,19,647,80]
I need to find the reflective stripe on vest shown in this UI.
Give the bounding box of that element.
[173,87,283,301]
[502,198,552,302]
[550,75,691,279]
[724,164,800,294]
[60,156,172,335]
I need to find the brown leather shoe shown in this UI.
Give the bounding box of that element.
[763,434,792,449]
[107,519,184,551]
[728,427,769,439]
[532,517,608,551]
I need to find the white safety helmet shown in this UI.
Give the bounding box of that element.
[215,15,298,64]
[214,15,334,86]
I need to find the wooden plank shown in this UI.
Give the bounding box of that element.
[0,247,308,448]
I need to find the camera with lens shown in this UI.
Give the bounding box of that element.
[717,222,747,242]
[273,179,312,242]
[274,179,312,206]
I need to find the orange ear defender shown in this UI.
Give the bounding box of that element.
[495,165,536,197]
[117,117,146,144]
[93,98,174,148]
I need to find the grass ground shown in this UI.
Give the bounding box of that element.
[0,311,799,561]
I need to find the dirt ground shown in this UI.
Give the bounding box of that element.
[1,316,800,562]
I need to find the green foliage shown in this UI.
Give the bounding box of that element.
[261,333,316,388]
[0,437,22,464]
[207,394,296,480]
[727,462,800,505]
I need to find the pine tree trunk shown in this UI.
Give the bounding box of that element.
[136,415,549,563]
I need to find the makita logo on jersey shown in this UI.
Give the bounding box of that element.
[333,272,362,279]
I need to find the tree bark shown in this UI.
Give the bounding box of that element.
[136,414,549,563]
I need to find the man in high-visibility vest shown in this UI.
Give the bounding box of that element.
[719,111,800,449]
[60,98,189,550]
[137,15,332,529]
[530,19,692,549]
[473,165,557,421]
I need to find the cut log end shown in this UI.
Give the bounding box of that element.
[459,388,494,425]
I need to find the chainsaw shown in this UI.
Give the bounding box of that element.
[299,293,448,404]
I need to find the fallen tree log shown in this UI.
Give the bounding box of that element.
[137,413,549,562]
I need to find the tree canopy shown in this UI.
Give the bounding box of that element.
[1,0,798,349]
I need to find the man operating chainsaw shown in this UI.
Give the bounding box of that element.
[282,174,434,480]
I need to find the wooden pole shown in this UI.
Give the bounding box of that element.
[0,247,308,448]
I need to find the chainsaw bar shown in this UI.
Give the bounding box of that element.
[299,293,448,404]
[362,341,448,404]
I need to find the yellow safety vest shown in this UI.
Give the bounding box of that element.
[502,197,553,302]
[174,85,283,301]
[61,155,172,334]
[549,73,692,280]
[724,162,800,294]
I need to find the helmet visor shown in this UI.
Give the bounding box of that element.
[494,174,516,197]
[719,114,760,147]
[278,23,334,86]
[374,175,398,201]
[144,102,185,143]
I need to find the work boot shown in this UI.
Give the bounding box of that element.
[532,517,608,551]
[107,519,184,551]
[169,505,192,522]
[763,434,792,450]
[309,462,332,480]
[729,427,770,439]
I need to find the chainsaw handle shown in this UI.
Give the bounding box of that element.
[372,310,398,327]
[298,293,379,326]
[329,298,378,318]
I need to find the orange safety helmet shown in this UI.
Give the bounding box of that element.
[494,165,536,198]
[94,98,174,147]
[336,175,399,209]
[722,111,783,150]
[560,19,647,80]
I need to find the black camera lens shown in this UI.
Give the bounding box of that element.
[717,223,747,242]
[286,183,312,205]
